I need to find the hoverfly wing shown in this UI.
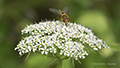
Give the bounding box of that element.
[49,8,61,16]
[63,7,69,15]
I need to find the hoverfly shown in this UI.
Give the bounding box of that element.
[49,7,70,26]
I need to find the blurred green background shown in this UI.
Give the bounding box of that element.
[0,0,120,68]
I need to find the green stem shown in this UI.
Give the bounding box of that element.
[59,59,63,68]
[25,52,31,61]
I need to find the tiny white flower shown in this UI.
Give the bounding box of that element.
[41,46,49,55]
[74,55,78,60]
[82,50,88,56]
[79,52,85,59]
[96,43,101,49]
[60,49,66,55]
[92,45,98,50]
[18,48,25,55]
[67,51,74,57]
[49,47,57,53]
[31,45,37,52]
[77,43,84,50]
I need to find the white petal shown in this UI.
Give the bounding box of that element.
[45,51,48,54]
[41,51,44,54]
[93,48,98,50]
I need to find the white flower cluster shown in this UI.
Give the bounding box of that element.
[15,21,109,60]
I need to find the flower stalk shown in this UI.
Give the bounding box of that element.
[59,59,63,68]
